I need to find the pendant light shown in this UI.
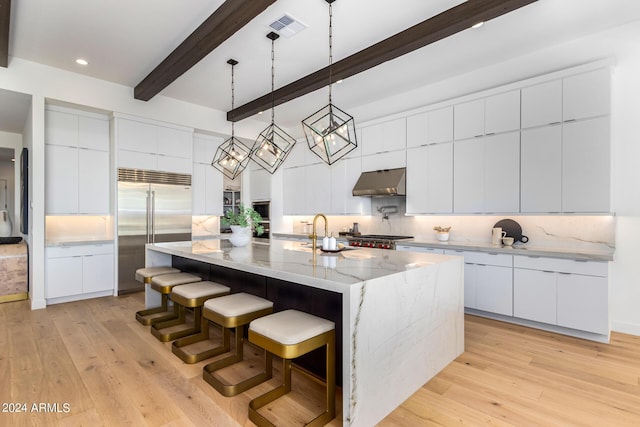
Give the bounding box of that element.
[301,0,357,165]
[211,59,252,180]
[250,32,296,174]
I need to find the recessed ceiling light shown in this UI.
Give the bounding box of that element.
[336,79,343,84]
[11,158,15,162]
[75,58,89,66]
[471,21,484,29]
[258,111,263,115]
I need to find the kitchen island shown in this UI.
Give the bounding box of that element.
[145,239,464,426]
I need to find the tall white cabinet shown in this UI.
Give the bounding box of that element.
[192,134,223,215]
[45,107,111,214]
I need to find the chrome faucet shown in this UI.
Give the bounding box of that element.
[309,213,328,252]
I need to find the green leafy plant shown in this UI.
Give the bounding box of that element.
[221,204,264,236]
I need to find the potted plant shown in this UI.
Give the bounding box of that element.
[222,204,264,246]
[433,225,451,242]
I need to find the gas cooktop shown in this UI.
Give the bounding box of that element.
[346,234,413,249]
[357,234,413,240]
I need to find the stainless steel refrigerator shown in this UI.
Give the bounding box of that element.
[117,168,192,295]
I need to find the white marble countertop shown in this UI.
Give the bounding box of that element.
[147,238,455,293]
[45,239,115,247]
[272,232,613,262]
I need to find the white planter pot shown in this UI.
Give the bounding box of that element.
[436,232,450,242]
[228,225,252,247]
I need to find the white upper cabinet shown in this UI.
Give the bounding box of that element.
[483,132,520,213]
[406,143,453,214]
[250,168,271,202]
[330,157,371,215]
[406,112,427,148]
[563,68,611,121]
[192,134,223,215]
[361,118,406,155]
[520,125,562,213]
[521,79,562,128]
[45,107,111,215]
[427,106,454,144]
[453,139,484,213]
[455,91,520,140]
[361,150,406,171]
[116,116,193,174]
[562,117,610,213]
[406,106,453,148]
[454,99,484,140]
[484,90,520,135]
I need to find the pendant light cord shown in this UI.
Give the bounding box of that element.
[271,37,275,124]
[328,1,333,106]
[230,62,235,138]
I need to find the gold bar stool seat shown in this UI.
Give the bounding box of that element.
[199,293,274,395]
[248,309,336,427]
[151,281,230,342]
[134,267,181,325]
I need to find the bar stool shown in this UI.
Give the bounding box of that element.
[134,266,180,325]
[248,309,336,427]
[198,293,274,395]
[151,281,230,342]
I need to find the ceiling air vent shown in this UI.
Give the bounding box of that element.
[268,14,307,38]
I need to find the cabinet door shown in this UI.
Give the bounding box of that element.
[118,150,157,170]
[157,154,192,174]
[78,149,110,214]
[521,80,562,128]
[117,119,157,153]
[453,139,483,213]
[406,146,429,214]
[427,142,454,213]
[157,127,193,159]
[283,167,306,214]
[483,132,520,213]
[83,253,114,293]
[193,135,222,163]
[520,126,562,213]
[46,256,83,298]
[78,116,109,151]
[454,99,484,140]
[305,162,331,214]
[563,68,610,121]
[330,156,370,215]
[381,118,406,152]
[45,110,78,146]
[361,124,383,155]
[562,117,610,212]
[406,112,427,148]
[428,106,453,144]
[250,168,271,201]
[513,268,557,324]
[361,150,406,171]
[193,163,221,215]
[464,263,477,309]
[475,264,513,316]
[46,145,79,214]
[557,273,608,335]
[485,90,520,134]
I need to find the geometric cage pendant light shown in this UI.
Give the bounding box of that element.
[250,32,296,174]
[302,0,357,165]
[211,59,252,180]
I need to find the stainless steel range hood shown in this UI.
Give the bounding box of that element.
[352,167,406,196]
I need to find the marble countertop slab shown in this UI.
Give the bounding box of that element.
[45,239,115,247]
[148,238,456,294]
[273,232,613,262]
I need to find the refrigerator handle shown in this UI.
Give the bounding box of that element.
[146,190,151,244]
[151,190,156,243]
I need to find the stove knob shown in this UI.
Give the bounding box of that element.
[384,244,390,249]
[378,243,384,249]
[349,241,356,246]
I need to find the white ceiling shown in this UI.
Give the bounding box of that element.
[3,0,640,135]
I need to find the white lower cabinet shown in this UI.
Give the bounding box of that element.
[46,244,115,302]
[395,245,444,255]
[513,256,608,335]
[445,250,513,316]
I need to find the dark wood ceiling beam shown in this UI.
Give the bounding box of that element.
[0,0,11,68]
[134,0,276,101]
[228,0,537,122]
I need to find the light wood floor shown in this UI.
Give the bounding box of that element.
[2,294,640,426]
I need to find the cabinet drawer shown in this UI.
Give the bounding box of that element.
[464,251,512,267]
[513,256,607,277]
[47,243,114,258]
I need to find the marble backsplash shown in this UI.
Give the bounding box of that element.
[192,215,220,238]
[285,198,616,252]
[46,216,114,243]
